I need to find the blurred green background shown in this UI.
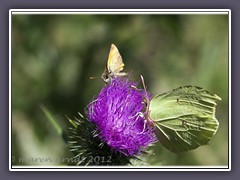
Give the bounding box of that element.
[12,14,228,166]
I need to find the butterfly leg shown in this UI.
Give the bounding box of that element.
[130,85,142,92]
[140,119,148,134]
[128,111,144,126]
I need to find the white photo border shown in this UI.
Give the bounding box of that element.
[9,9,231,171]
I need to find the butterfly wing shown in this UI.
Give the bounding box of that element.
[149,86,221,154]
[107,44,125,74]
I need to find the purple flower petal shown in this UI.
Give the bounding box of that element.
[87,77,157,156]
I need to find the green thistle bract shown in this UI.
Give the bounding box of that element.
[67,114,132,166]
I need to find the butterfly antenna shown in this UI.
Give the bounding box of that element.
[140,75,151,109]
[140,75,147,95]
[89,76,101,80]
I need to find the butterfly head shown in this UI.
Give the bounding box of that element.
[101,70,111,84]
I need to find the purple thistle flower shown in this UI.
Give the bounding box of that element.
[87,77,157,156]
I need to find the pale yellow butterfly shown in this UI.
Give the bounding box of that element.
[101,44,127,83]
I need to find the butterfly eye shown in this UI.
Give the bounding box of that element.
[142,100,148,107]
[104,75,110,83]
[141,99,148,111]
